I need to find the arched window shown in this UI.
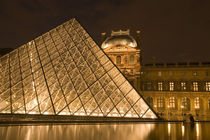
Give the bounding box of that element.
[116,56,121,64]
[130,55,134,64]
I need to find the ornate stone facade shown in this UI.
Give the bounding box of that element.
[101,30,210,120]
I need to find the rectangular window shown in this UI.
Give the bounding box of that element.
[157,97,164,108]
[169,97,175,109]
[182,97,187,109]
[181,82,186,91]
[158,82,163,91]
[195,97,200,109]
[193,82,198,91]
[146,82,152,90]
[206,82,210,91]
[169,82,174,91]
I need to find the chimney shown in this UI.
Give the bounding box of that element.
[136,30,141,50]
[101,32,106,43]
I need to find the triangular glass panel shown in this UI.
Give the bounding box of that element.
[74,106,86,116]
[58,106,71,115]
[0,18,157,120]
[107,108,120,117]
[27,105,40,114]
[116,98,132,116]
[124,108,139,118]
[90,107,103,117]
[142,109,157,119]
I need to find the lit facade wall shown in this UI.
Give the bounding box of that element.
[140,64,210,120]
[102,30,210,120]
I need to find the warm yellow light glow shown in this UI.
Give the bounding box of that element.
[29,112,36,114]
[182,124,185,137]
[79,113,85,116]
[168,123,171,136]
[196,123,200,137]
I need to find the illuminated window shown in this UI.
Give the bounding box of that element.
[194,97,200,109]
[146,82,152,90]
[169,82,174,91]
[205,82,210,91]
[181,97,190,111]
[116,56,121,64]
[130,55,134,64]
[169,97,175,109]
[157,97,164,108]
[193,71,197,76]
[158,71,162,76]
[193,82,198,91]
[158,82,163,91]
[181,82,186,91]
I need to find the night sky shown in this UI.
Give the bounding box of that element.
[1,0,210,63]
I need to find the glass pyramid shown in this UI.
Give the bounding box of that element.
[0,18,157,119]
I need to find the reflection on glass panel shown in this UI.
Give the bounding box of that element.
[113,74,126,86]
[126,89,140,106]
[85,74,96,87]
[83,98,98,115]
[54,97,67,114]
[120,81,132,95]
[28,105,40,114]
[104,81,117,96]
[79,89,93,105]
[116,98,131,116]
[91,107,103,116]
[0,89,11,113]
[39,97,53,114]
[142,109,157,119]
[100,98,114,116]
[94,67,105,79]
[133,98,149,117]
[25,97,38,113]
[65,89,78,104]
[109,89,124,105]
[90,81,102,96]
[58,106,71,115]
[108,67,120,79]
[99,74,111,87]
[124,108,138,118]
[68,98,82,114]
[94,89,108,105]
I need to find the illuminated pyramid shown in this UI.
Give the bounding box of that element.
[0,18,157,119]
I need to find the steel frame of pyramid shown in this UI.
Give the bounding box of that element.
[0,18,158,119]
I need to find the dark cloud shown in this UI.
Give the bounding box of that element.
[0,0,210,63]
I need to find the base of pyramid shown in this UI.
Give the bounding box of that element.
[0,114,160,124]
